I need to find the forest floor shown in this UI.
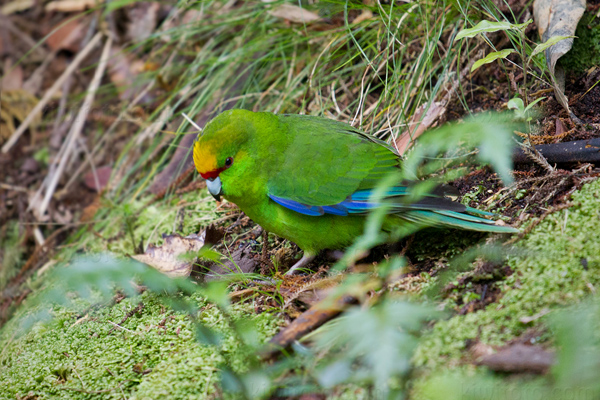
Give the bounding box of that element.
[1,1,600,399]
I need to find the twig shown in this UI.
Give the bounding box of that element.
[517,141,554,173]
[61,82,155,194]
[33,36,113,218]
[107,320,134,333]
[2,32,103,153]
[108,302,144,334]
[50,75,73,144]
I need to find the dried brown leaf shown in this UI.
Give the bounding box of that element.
[555,118,566,136]
[46,18,85,52]
[395,102,445,154]
[203,246,257,281]
[45,0,100,12]
[83,165,112,192]
[353,9,373,24]
[126,2,160,42]
[268,4,321,24]
[1,0,35,15]
[0,63,23,91]
[132,233,206,277]
[533,0,586,115]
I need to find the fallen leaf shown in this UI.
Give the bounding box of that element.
[45,0,101,12]
[353,9,373,24]
[478,343,554,374]
[46,18,85,52]
[268,4,321,24]
[80,194,101,223]
[1,0,35,15]
[83,165,112,192]
[203,246,257,281]
[0,62,23,91]
[533,0,586,116]
[126,2,160,42]
[132,233,207,277]
[395,102,445,154]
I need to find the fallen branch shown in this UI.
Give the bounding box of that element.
[513,138,600,165]
[260,294,359,360]
[32,35,112,219]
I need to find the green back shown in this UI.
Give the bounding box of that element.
[267,114,399,206]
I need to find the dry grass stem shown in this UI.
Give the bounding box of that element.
[2,32,103,153]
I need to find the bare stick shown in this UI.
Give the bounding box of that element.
[182,113,203,132]
[36,36,112,218]
[2,32,102,153]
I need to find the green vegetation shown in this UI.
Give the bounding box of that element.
[415,178,600,370]
[0,291,281,399]
[1,0,599,399]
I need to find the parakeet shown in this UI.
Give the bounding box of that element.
[192,109,516,275]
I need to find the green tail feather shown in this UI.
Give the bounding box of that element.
[405,210,518,233]
[464,206,495,217]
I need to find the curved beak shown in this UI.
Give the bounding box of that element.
[206,177,222,202]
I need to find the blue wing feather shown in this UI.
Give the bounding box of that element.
[270,195,324,216]
[268,188,517,233]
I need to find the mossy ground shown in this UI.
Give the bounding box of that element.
[0,291,281,400]
[560,12,600,75]
[410,178,600,397]
[2,177,598,399]
[0,188,283,400]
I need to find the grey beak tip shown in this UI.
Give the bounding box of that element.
[206,176,223,202]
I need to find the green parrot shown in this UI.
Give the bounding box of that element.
[192,109,517,275]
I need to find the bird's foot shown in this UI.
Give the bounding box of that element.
[284,253,316,276]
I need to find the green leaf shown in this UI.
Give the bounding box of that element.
[455,20,513,40]
[471,49,514,72]
[530,35,576,58]
[314,300,439,398]
[454,19,532,41]
[455,19,531,41]
[524,96,546,113]
[404,113,518,185]
[507,97,525,113]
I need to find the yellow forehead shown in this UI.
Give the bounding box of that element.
[193,139,217,174]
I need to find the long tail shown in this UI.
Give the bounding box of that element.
[402,209,519,233]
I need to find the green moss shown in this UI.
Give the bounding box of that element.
[0,291,281,399]
[414,178,600,370]
[559,13,600,75]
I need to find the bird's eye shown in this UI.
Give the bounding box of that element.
[225,157,233,167]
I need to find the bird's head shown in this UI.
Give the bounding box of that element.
[192,109,256,201]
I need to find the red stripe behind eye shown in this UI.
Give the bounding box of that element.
[200,167,226,180]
